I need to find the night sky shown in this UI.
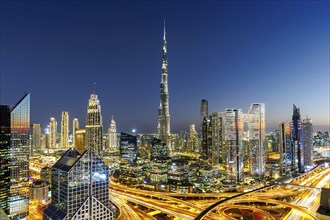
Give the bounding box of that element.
[1,1,329,133]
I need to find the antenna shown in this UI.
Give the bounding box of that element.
[93,82,96,95]
[163,19,166,40]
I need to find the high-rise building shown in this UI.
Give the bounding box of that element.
[31,124,41,155]
[150,138,168,184]
[119,132,137,165]
[279,121,291,176]
[157,22,170,142]
[188,124,198,153]
[224,108,244,182]
[291,104,304,172]
[210,112,224,166]
[0,105,10,215]
[200,99,208,131]
[201,117,210,160]
[61,111,69,148]
[9,93,30,219]
[72,118,79,147]
[302,116,313,168]
[43,149,115,220]
[85,93,103,156]
[49,117,57,149]
[108,116,117,151]
[74,129,86,154]
[248,103,265,178]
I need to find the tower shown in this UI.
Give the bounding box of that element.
[248,103,266,178]
[72,118,79,147]
[32,123,41,154]
[200,99,208,131]
[291,104,304,172]
[108,116,117,151]
[157,21,170,142]
[302,116,313,168]
[85,93,103,156]
[49,117,57,149]
[9,93,30,219]
[61,111,69,148]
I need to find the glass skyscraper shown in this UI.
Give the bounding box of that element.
[291,105,304,172]
[43,148,115,220]
[150,138,168,183]
[9,93,30,219]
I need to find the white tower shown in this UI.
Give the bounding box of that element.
[49,117,57,149]
[108,116,117,151]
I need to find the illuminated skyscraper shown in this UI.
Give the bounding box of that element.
[72,118,79,147]
[32,123,41,154]
[279,121,291,176]
[200,99,208,130]
[61,111,69,148]
[224,108,244,182]
[49,117,57,149]
[248,103,265,178]
[302,116,313,168]
[9,93,30,219]
[188,124,198,153]
[0,105,10,215]
[85,93,103,156]
[108,116,117,151]
[291,105,304,172]
[43,149,115,220]
[157,22,170,142]
[210,112,224,166]
[150,138,168,184]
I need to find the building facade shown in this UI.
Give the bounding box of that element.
[150,138,168,183]
[32,124,41,155]
[247,103,266,178]
[61,112,69,148]
[49,117,57,149]
[291,105,304,172]
[0,105,10,215]
[302,116,313,168]
[108,116,117,151]
[9,93,30,219]
[44,148,114,220]
[200,99,208,131]
[157,23,170,142]
[279,121,291,176]
[85,94,103,156]
[72,118,79,147]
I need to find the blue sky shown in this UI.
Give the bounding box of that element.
[1,0,329,133]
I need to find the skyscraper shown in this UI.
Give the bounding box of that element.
[302,116,313,168]
[291,104,304,172]
[49,117,57,149]
[119,132,137,165]
[157,22,170,142]
[43,149,115,220]
[61,111,69,148]
[224,108,244,182]
[0,105,10,215]
[210,112,224,166]
[85,93,103,156]
[200,99,208,130]
[108,116,117,151]
[9,93,30,219]
[31,124,41,155]
[248,103,266,178]
[72,118,79,147]
[150,138,168,184]
[188,124,198,153]
[279,121,291,176]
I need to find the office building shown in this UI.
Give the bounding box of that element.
[150,138,168,183]
[302,116,313,168]
[108,116,117,151]
[0,105,10,215]
[248,103,265,178]
[200,99,208,131]
[9,93,30,219]
[43,148,115,220]
[74,129,86,154]
[61,111,69,148]
[168,159,190,193]
[31,123,41,154]
[201,116,211,161]
[188,124,198,153]
[279,122,291,176]
[157,23,170,142]
[119,132,137,165]
[72,118,79,147]
[291,105,304,172]
[224,108,244,182]
[49,117,57,149]
[210,112,224,166]
[85,93,103,156]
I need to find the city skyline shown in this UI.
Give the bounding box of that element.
[1,1,329,133]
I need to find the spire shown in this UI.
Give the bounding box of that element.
[163,19,166,41]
